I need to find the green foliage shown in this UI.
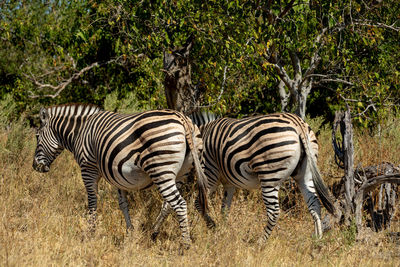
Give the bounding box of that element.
[0,0,399,126]
[305,115,326,134]
[104,91,144,114]
[341,220,357,247]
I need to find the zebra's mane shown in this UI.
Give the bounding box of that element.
[190,111,219,126]
[46,103,103,118]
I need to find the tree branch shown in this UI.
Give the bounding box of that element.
[289,51,302,86]
[300,27,329,88]
[279,0,296,19]
[270,61,294,91]
[198,65,228,108]
[26,57,122,99]
[310,74,354,86]
[353,19,400,32]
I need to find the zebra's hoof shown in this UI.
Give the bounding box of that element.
[151,231,159,241]
[256,236,268,246]
[126,224,134,231]
[207,220,216,229]
[125,225,134,235]
[180,240,191,251]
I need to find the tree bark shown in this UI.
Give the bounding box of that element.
[278,79,290,112]
[343,109,355,225]
[163,37,201,114]
[273,51,315,119]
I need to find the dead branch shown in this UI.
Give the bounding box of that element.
[355,173,400,230]
[308,74,354,86]
[353,19,400,32]
[358,174,400,195]
[26,57,122,99]
[332,111,345,169]
[328,110,400,235]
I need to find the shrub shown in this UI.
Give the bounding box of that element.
[0,94,18,129]
[104,91,144,114]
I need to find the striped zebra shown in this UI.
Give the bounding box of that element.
[190,112,336,242]
[32,104,208,245]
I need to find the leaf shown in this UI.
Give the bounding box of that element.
[76,31,87,42]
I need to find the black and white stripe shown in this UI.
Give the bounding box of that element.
[190,112,335,241]
[32,104,208,245]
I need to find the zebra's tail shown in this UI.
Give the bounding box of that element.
[290,114,336,215]
[190,132,208,216]
[306,140,336,215]
[176,112,208,215]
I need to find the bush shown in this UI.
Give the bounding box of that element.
[1,118,32,163]
[104,91,144,114]
[0,94,18,129]
[0,94,33,162]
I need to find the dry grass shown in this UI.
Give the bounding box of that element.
[1,117,400,266]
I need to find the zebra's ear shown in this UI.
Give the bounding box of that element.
[39,108,49,124]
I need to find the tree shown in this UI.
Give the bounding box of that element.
[1,0,399,125]
[250,0,400,119]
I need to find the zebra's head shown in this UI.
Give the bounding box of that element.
[32,108,64,173]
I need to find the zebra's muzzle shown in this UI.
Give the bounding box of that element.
[32,161,50,173]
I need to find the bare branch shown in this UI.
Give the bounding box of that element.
[359,174,400,196]
[270,61,294,90]
[198,65,228,108]
[353,19,400,32]
[26,57,123,99]
[310,74,354,86]
[352,103,377,118]
[289,51,302,85]
[300,27,329,87]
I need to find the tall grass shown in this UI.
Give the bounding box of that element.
[0,113,399,266]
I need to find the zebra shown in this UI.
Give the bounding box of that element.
[188,111,336,242]
[32,104,208,245]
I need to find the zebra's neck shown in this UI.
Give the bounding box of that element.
[189,111,219,135]
[190,111,218,126]
[47,104,102,152]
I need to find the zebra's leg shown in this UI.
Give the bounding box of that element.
[81,167,100,233]
[155,179,191,246]
[150,180,187,240]
[294,159,322,238]
[151,201,172,240]
[195,185,217,229]
[221,184,235,215]
[117,189,134,232]
[258,180,281,243]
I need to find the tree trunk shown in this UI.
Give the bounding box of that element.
[163,37,201,115]
[275,51,314,119]
[342,109,355,225]
[278,80,290,112]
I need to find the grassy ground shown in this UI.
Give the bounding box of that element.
[1,117,399,266]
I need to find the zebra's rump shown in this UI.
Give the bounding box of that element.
[202,113,317,189]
